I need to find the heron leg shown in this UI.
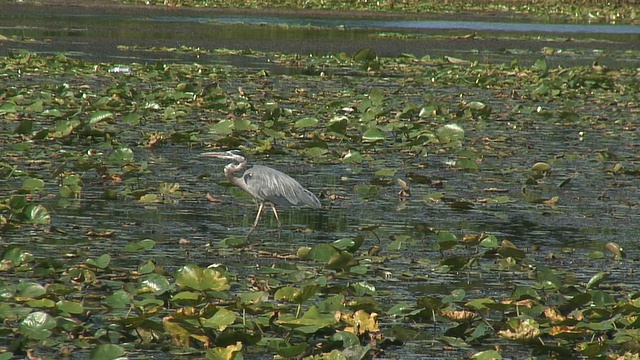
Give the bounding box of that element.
[270,204,282,229]
[270,204,282,238]
[247,202,266,238]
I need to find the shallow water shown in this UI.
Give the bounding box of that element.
[2,3,640,359]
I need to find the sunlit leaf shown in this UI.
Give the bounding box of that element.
[362,127,385,142]
[1,247,32,269]
[436,123,464,144]
[531,162,551,172]
[586,272,609,290]
[175,263,230,292]
[85,253,110,269]
[342,150,362,164]
[205,342,242,360]
[108,147,134,162]
[90,110,114,124]
[19,311,56,340]
[139,273,171,293]
[201,308,236,331]
[23,204,51,225]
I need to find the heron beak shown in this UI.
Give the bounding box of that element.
[201,151,227,158]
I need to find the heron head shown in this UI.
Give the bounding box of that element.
[201,149,246,163]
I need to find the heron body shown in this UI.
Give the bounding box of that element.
[202,150,320,237]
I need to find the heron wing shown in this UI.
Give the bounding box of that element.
[243,165,320,208]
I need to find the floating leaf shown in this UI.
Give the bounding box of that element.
[175,263,230,292]
[57,300,84,314]
[17,281,46,298]
[205,342,242,360]
[23,204,51,224]
[0,101,19,114]
[353,48,376,62]
[326,252,356,271]
[586,272,609,290]
[531,162,551,172]
[200,308,236,331]
[121,112,142,125]
[19,311,56,340]
[532,58,548,71]
[307,244,338,262]
[272,342,307,359]
[362,127,385,142]
[342,150,362,164]
[455,158,478,170]
[436,123,464,144]
[104,290,133,309]
[108,147,134,162]
[294,117,318,129]
[86,254,111,269]
[21,178,45,193]
[139,273,171,293]
[605,242,624,259]
[354,184,378,199]
[1,247,32,269]
[472,350,503,360]
[87,344,126,360]
[123,239,156,252]
[14,119,33,134]
[90,110,114,125]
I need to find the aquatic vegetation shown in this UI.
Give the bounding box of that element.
[1,43,640,359]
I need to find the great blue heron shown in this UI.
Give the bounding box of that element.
[202,150,321,238]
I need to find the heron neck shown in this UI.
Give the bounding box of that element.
[224,160,248,181]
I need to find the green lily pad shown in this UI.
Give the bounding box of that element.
[89,110,114,124]
[175,263,230,292]
[362,127,385,142]
[123,239,156,252]
[200,308,236,330]
[23,204,51,225]
[85,254,110,269]
[294,117,318,129]
[108,147,134,162]
[56,300,84,314]
[19,311,56,340]
[87,344,126,360]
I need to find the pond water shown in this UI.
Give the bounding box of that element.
[2,2,639,68]
[2,3,640,359]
